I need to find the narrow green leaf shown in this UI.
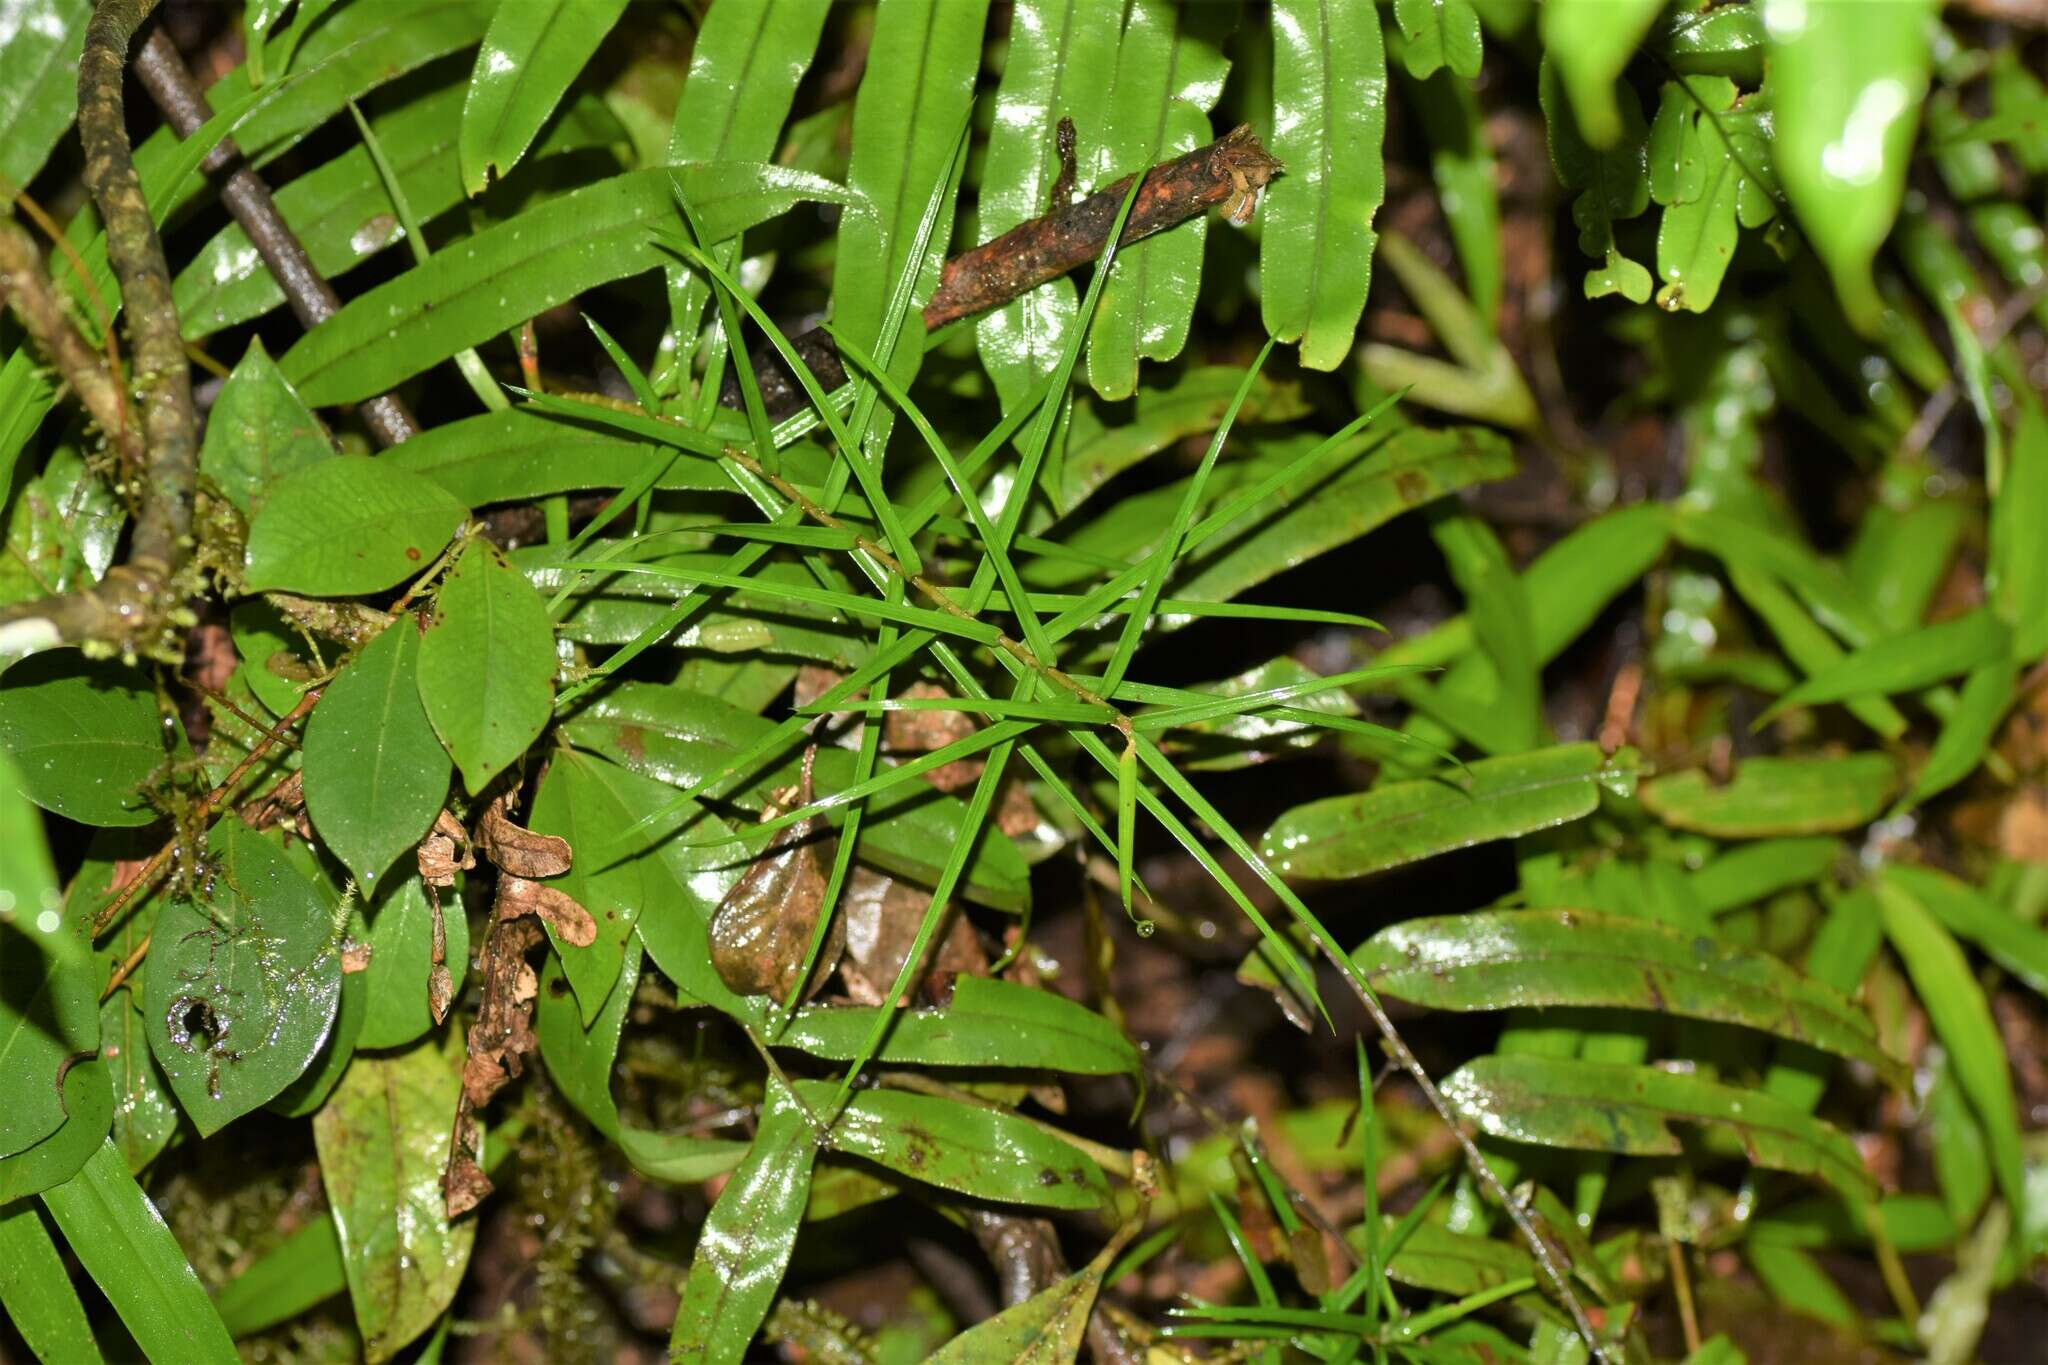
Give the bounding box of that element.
[243,456,465,596]
[1353,909,1906,1087]
[1765,0,1936,333]
[1989,407,2048,660]
[142,823,341,1135]
[1441,1054,1876,1204]
[815,1085,1109,1211]
[1640,753,1900,838]
[417,539,555,794]
[1056,365,1311,512]
[1886,865,2048,1000]
[0,1203,103,1365]
[0,652,162,828]
[41,1141,238,1364]
[1766,608,2008,719]
[1540,0,1664,149]
[458,0,628,195]
[302,621,451,890]
[1262,0,1385,371]
[198,337,333,516]
[312,1030,476,1363]
[670,1079,819,1362]
[770,975,1140,1077]
[0,0,90,194]
[1691,837,1841,914]
[1086,1,1235,398]
[281,166,859,405]
[213,1219,345,1337]
[973,0,1121,410]
[1259,743,1612,881]
[1874,875,2025,1213]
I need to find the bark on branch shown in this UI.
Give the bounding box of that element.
[0,221,145,475]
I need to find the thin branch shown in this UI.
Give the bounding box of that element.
[0,221,146,473]
[133,28,419,448]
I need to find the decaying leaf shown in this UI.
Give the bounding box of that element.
[708,747,845,1002]
[840,865,987,1007]
[476,790,572,878]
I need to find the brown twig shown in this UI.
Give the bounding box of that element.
[0,221,146,473]
[91,683,321,944]
[133,28,418,448]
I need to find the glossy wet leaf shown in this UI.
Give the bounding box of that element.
[302,620,450,890]
[0,1057,111,1201]
[1260,743,1611,880]
[1767,0,1936,333]
[458,0,628,196]
[1262,0,1385,371]
[0,0,89,194]
[418,538,555,795]
[357,878,468,1051]
[281,166,863,406]
[925,1227,1128,1364]
[670,1079,819,1362]
[529,750,651,1023]
[1640,753,1899,838]
[779,974,1138,1076]
[563,683,1031,912]
[312,1029,476,1363]
[1086,1,1234,399]
[1355,909,1904,1086]
[243,456,465,596]
[142,822,341,1135]
[1874,876,2025,1213]
[100,993,177,1174]
[0,753,97,1160]
[0,1202,101,1365]
[1441,1053,1876,1204]
[973,0,1120,412]
[41,1141,237,1363]
[0,651,163,828]
[176,86,621,338]
[1394,0,1480,81]
[197,337,333,516]
[1654,77,1745,314]
[813,1084,1109,1210]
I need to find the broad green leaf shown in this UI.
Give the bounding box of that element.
[1653,77,1744,314]
[563,683,1031,912]
[0,652,162,828]
[1057,365,1310,512]
[198,337,333,515]
[0,749,96,1160]
[1369,1218,1537,1297]
[1661,2,1766,83]
[302,620,451,889]
[0,1203,102,1365]
[41,1142,237,1363]
[1764,0,1936,332]
[1540,58,1651,302]
[357,878,469,1050]
[1874,875,2025,1213]
[229,597,317,720]
[813,1084,1110,1211]
[267,895,364,1122]
[1766,607,2008,718]
[1262,0,1385,371]
[1540,0,1663,149]
[1354,909,1905,1086]
[1086,0,1234,398]
[1640,753,1899,837]
[657,0,831,389]
[528,750,650,1024]
[1395,0,1481,80]
[0,0,90,194]
[1441,1054,1876,1204]
[312,1030,476,1363]
[0,1057,111,1201]
[1989,407,2047,661]
[142,822,342,1135]
[458,0,628,196]
[1260,743,1612,881]
[281,166,862,405]
[974,0,1121,411]
[176,85,621,337]
[100,993,177,1174]
[243,456,465,596]
[670,1078,819,1362]
[418,539,555,794]
[924,1227,1127,1363]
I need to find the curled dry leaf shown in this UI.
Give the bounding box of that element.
[709,748,846,1002]
[416,809,474,887]
[496,873,597,947]
[476,791,572,878]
